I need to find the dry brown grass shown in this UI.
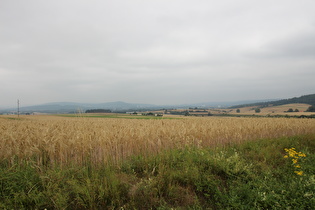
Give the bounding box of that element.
[230,103,312,115]
[1,115,315,167]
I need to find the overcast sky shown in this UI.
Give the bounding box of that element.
[1,0,315,107]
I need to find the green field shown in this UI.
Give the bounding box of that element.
[1,135,315,209]
[1,115,314,209]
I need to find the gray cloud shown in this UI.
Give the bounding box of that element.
[1,0,315,107]
[269,31,315,58]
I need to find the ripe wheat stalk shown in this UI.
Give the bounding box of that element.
[1,115,314,167]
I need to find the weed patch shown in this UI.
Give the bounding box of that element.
[0,128,315,208]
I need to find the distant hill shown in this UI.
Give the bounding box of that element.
[1,99,282,114]
[1,95,313,114]
[0,101,161,114]
[230,94,315,108]
[190,99,278,108]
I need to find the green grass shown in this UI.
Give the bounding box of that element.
[1,135,315,209]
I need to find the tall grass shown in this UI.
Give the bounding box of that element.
[1,115,315,167]
[1,115,315,208]
[1,134,314,209]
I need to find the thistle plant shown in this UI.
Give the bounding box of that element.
[284,148,306,176]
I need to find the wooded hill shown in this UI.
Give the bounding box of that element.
[230,93,315,108]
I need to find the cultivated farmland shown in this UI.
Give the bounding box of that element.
[1,115,315,209]
[1,115,314,166]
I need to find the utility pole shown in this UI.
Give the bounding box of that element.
[17,99,20,118]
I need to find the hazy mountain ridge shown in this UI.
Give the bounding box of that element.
[0,100,273,114]
[1,94,313,114]
[0,101,160,113]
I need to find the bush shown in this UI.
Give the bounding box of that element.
[306,106,315,112]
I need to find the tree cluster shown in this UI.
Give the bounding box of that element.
[285,108,299,112]
[306,106,315,112]
[85,109,111,113]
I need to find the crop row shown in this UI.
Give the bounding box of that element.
[1,115,314,167]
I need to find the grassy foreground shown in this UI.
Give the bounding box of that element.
[1,135,315,209]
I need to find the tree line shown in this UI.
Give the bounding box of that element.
[231,94,315,109]
[85,109,112,113]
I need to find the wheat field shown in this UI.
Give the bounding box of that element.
[1,115,314,167]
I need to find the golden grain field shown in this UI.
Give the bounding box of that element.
[1,115,315,166]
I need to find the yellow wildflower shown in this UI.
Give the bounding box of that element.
[294,171,303,176]
[284,147,307,176]
[298,152,306,157]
